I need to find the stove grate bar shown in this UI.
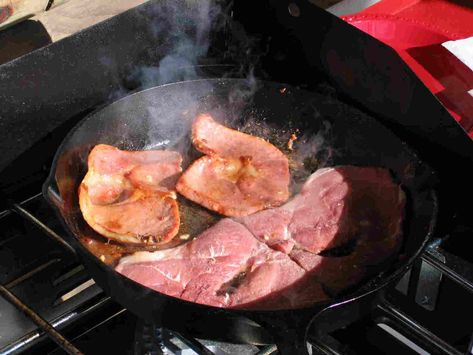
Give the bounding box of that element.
[0,295,112,355]
[0,192,42,220]
[9,201,76,255]
[53,265,86,286]
[55,279,96,306]
[377,300,462,355]
[168,330,216,355]
[5,258,61,289]
[254,345,277,355]
[377,323,430,355]
[422,250,473,293]
[0,284,83,355]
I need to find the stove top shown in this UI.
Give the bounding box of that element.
[1,0,472,354]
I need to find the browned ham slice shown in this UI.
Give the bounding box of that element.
[116,219,327,309]
[176,114,290,217]
[79,144,182,245]
[84,144,182,205]
[241,166,405,255]
[80,187,180,245]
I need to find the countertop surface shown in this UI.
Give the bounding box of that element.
[31,0,148,42]
[0,0,147,64]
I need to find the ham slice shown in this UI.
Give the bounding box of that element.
[79,144,182,245]
[116,219,260,301]
[228,251,328,309]
[116,219,328,309]
[176,114,290,217]
[238,208,295,254]
[115,165,405,309]
[289,249,367,294]
[241,166,405,255]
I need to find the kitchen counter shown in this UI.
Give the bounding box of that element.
[30,0,148,42]
[0,0,147,64]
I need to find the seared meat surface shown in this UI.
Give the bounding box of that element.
[241,166,405,255]
[289,249,367,294]
[116,219,258,302]
[79,144,182,245]
[176,114,290,217]
[116,166,404,310]
[116,219,328,309]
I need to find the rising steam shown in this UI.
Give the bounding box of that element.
[102,0,333,184]
[131,0,222,88]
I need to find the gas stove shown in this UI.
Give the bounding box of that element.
[1,0,472,354]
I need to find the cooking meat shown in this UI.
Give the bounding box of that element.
[289,166,404,253]
[116,219,263,301]
[79,144,182,245]
[351,230,403,266]
[116,218,327,309]
[229,251,328,309]
[80,188,180,245]
[176,114,290,217]
[115,165,405,310]
[84,144,182,205]
[238,207,295,254]
[289,249,367,295]
[241,166,405,255]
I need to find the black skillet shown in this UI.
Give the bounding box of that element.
[43,78,438,354]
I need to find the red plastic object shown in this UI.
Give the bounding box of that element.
[342,1,473,138]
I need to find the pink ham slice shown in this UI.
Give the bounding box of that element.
[238,208,295,254]
[176,114,290,217]
[116,165,405,309]
[228,251,328,309]
[116,219,260,302]
[289,249,367,294]
[116,219,327,309]
[241,166,405,255]
[79,144,182,245]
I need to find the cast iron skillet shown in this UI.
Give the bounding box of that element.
[43,78,438,354]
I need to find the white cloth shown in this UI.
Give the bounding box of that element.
[442,36,473,72]
[325,0,382,16]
